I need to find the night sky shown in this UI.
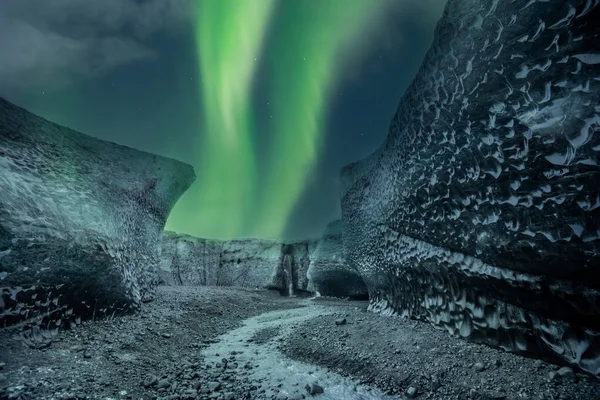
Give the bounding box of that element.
[0,0,445,240]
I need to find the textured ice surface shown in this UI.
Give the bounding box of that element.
[0,99,195,332]
[307,220,367,298]
[341,0,600,374]
[160,231,317,294]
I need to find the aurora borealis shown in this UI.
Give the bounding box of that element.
[251,1,390,238]
[167,0,399,239]
[1,0,445,240]
[165,0,274,239]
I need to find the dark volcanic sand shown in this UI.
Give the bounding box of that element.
[1,289,598,400]
[280,298,600,400]
[0,287,302,400]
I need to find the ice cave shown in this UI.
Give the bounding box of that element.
[0,0,599,399]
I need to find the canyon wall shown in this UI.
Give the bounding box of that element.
[0,99,195,339]
[307,220,367,298]
[159,232,317,295]
[341,0,600,374]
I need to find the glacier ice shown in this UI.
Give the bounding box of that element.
[307,220,367,298]
[341,0,600,375]
[160,231,317,295]
[0,98,195,333]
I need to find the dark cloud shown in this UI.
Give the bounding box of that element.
[0,0,191,92]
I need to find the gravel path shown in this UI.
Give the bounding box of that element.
[280,298,600,400]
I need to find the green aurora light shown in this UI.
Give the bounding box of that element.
[166,0,274,239]
[166,0,390,240]
[251,1,387,238]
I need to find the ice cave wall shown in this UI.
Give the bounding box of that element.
[341,0,600,374]
[0,99,195,332]
[307,219,367,298]
[159,231,317,295]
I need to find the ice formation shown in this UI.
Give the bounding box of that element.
[307,220,367,298]
[0,99,195,335]
[341,0,600,374]
[159,232,317,295]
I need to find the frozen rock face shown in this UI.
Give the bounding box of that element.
[307,220,367,298]
[159,232,317,294]
[0,99,195,332]
[342,0,600,374]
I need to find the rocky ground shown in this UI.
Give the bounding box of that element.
[0,287,301,400]
[1,288,598,400]
[280,298,600,400]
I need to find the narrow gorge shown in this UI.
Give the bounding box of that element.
[1,0,599,399]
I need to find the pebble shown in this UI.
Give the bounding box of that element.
[305,383,324,395]
[142,375,158,388]
[157,379,171,389]
[406,386,417,398]
[557,366,575,381]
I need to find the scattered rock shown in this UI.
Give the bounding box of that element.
[406,386,417,398]
[207,382,221,392]
[557,366,576,381]
[142,375,158,388]
[334,318,347,326]
[305,383,324,395]
[474,362,485,372]
[157,379,171,389]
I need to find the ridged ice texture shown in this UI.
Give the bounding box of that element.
[307,220,367,298]
[0,99,195,334]
[159,231,317,294]
[341,0,600,374]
